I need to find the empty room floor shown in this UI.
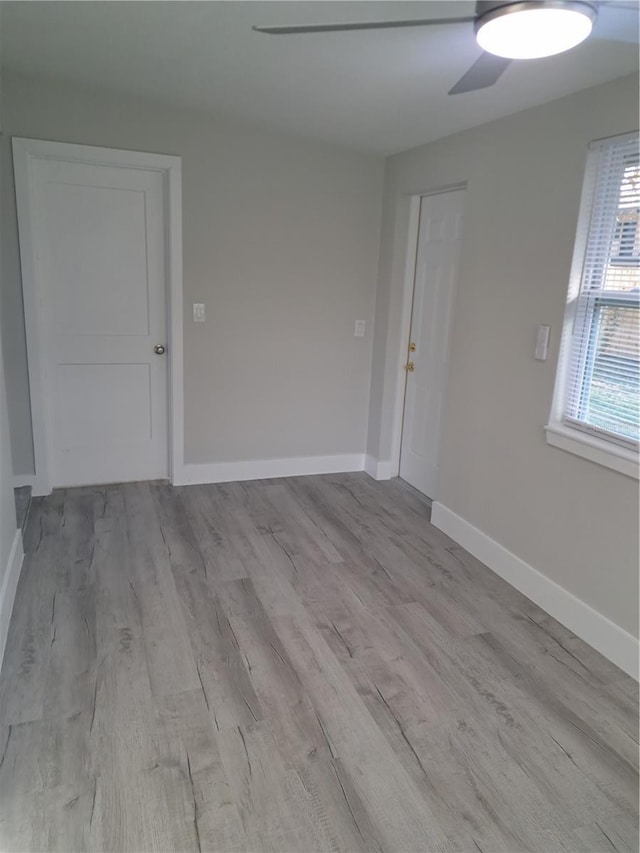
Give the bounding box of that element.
[0,473,637,852]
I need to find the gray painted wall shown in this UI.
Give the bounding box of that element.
[1,73,384,474]
[368,74,639,638]
[0,40,21,662]
[0,307,17,619]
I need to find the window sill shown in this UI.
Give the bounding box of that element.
[545,423,639,480]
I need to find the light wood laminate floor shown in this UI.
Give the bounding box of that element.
[0,474,637,852]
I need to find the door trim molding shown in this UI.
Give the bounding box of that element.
[364,454,393,481]
[12,138,184,495]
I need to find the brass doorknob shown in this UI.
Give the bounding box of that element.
[409,342,416,352]
[154,344,166,355]
[405,362,415,372]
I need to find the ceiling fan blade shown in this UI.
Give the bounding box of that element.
[252,16,474,35]
[448,52,512,95]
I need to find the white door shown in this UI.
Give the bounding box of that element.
[399,189,465,498]
[22,153,168,488]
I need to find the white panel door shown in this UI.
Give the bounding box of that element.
[399,190,465,498]
[30,157,168,487]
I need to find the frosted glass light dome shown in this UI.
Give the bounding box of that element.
[475,1,596,59]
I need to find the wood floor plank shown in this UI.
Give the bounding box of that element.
[272,613,452,852]
[0,492,64,725]
[153,689,246,851]
[0,472,637,853]
[122,482,202,699]
[571,811,639,853]
[217,720,321,852]
[150,482,264,731]
[180,484,253,582]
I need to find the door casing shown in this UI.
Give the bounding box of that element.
[12,137,184,496]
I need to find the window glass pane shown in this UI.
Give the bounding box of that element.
[582,305,639,441]
[603,160,640,287]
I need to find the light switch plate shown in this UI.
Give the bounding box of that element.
[354,320,366,337]
[535,324,550,361]
[193,303,205,323]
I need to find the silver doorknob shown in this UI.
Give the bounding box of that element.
[154,344,166,355]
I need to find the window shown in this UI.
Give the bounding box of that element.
[547,132,640,478]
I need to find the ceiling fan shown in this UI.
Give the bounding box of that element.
[252,1,638,95]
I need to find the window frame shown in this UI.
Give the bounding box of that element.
[546,131,640,480]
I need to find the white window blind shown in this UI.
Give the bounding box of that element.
[562,133,640,449]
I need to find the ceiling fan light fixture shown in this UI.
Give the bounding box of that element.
[475,1,597,59]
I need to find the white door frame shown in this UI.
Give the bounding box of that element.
[389,183,466,482]
[12,137,184,496]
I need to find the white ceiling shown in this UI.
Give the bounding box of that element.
[2,1,638,155]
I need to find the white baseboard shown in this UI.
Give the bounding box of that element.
[364,455,393,481]
[14,474,50,497]
[0,530,24,672]
[174,453,366,487]
[431,502,639,680]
